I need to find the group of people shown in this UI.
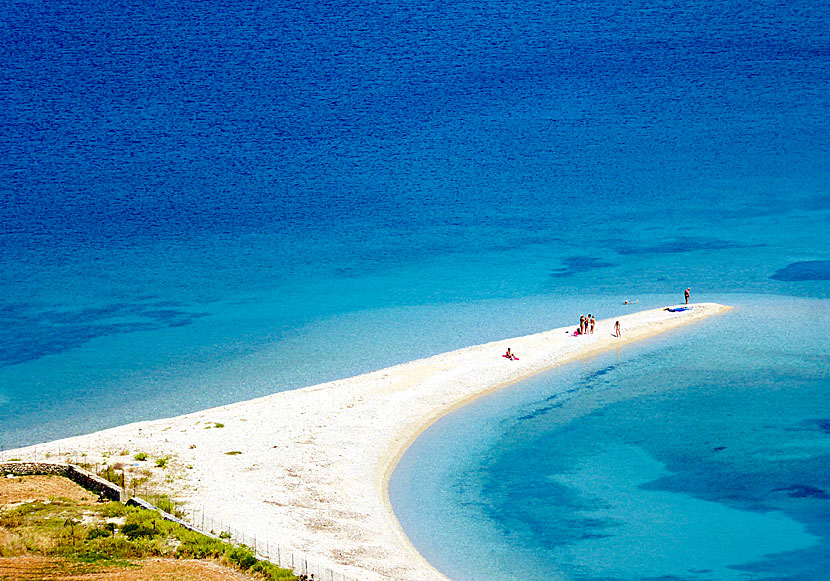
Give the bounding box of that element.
[575,314,595,336]
[573,314,622,337]
[505,287,695,360]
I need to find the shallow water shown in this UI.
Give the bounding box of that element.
[390,296,830,579]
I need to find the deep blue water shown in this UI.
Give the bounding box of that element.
[1,0,829,577]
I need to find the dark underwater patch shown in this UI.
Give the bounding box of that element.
[0,301,209,366]
[772,485,829,499]
[770,261,830,282]
[517,402,564,421]
[586,364,617,379]
[550,256,616,278]
[617,236,745,256]
[792,418,830,434]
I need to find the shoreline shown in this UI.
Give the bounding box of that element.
[375,302,733,579]
[4,303,731,580]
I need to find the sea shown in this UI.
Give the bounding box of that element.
[1,0,828,579]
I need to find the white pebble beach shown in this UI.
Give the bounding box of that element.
[4,303,731,580]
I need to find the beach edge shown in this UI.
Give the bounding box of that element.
[4,303,733,581]
[376,302,733,579]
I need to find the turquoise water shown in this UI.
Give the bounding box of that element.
[2,0,827,449]
[390,296,830,579]
[2,0,829,577]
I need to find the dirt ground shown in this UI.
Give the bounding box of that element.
[0,475,266,581]
[0,556,261,580]
[0,475,97,506]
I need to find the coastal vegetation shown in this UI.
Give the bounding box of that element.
[0,474,298,580]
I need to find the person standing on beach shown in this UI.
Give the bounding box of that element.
[685,288,690,304]
[579,315,585,335]
[590,315,595,334]
[615,320,621,337]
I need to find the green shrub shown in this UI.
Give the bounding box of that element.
[133,453,148,461]
[120,523,157,540]
[225,545,257,570]
[75,534,145,560]
[155,457,168,468]
[174,531,225,559]
[153,496,184,517]
[251,560,299,580]
[86,527,111,540]
[100,502,129,518]
[98,465,124,486]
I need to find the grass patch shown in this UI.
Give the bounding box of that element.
[133,453,148,461]
[98,464,125,487]
[154,495,181,517]
[224,451,242,456]
[127,474,150,495]
[1,476,299,579]
[155,457,169,469]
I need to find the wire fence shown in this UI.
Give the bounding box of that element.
[174,504,359,581]
[128,493,361,581]
[0,452,365,581]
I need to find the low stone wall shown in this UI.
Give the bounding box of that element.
[0,461,122,501]
[126,496,210,536]
[0,461,70,477]
[2,461,206,535]
[1,461,359,581]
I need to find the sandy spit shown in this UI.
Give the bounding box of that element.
[5,303,730,580]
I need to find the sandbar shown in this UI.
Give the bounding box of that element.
[3,303,730,580]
